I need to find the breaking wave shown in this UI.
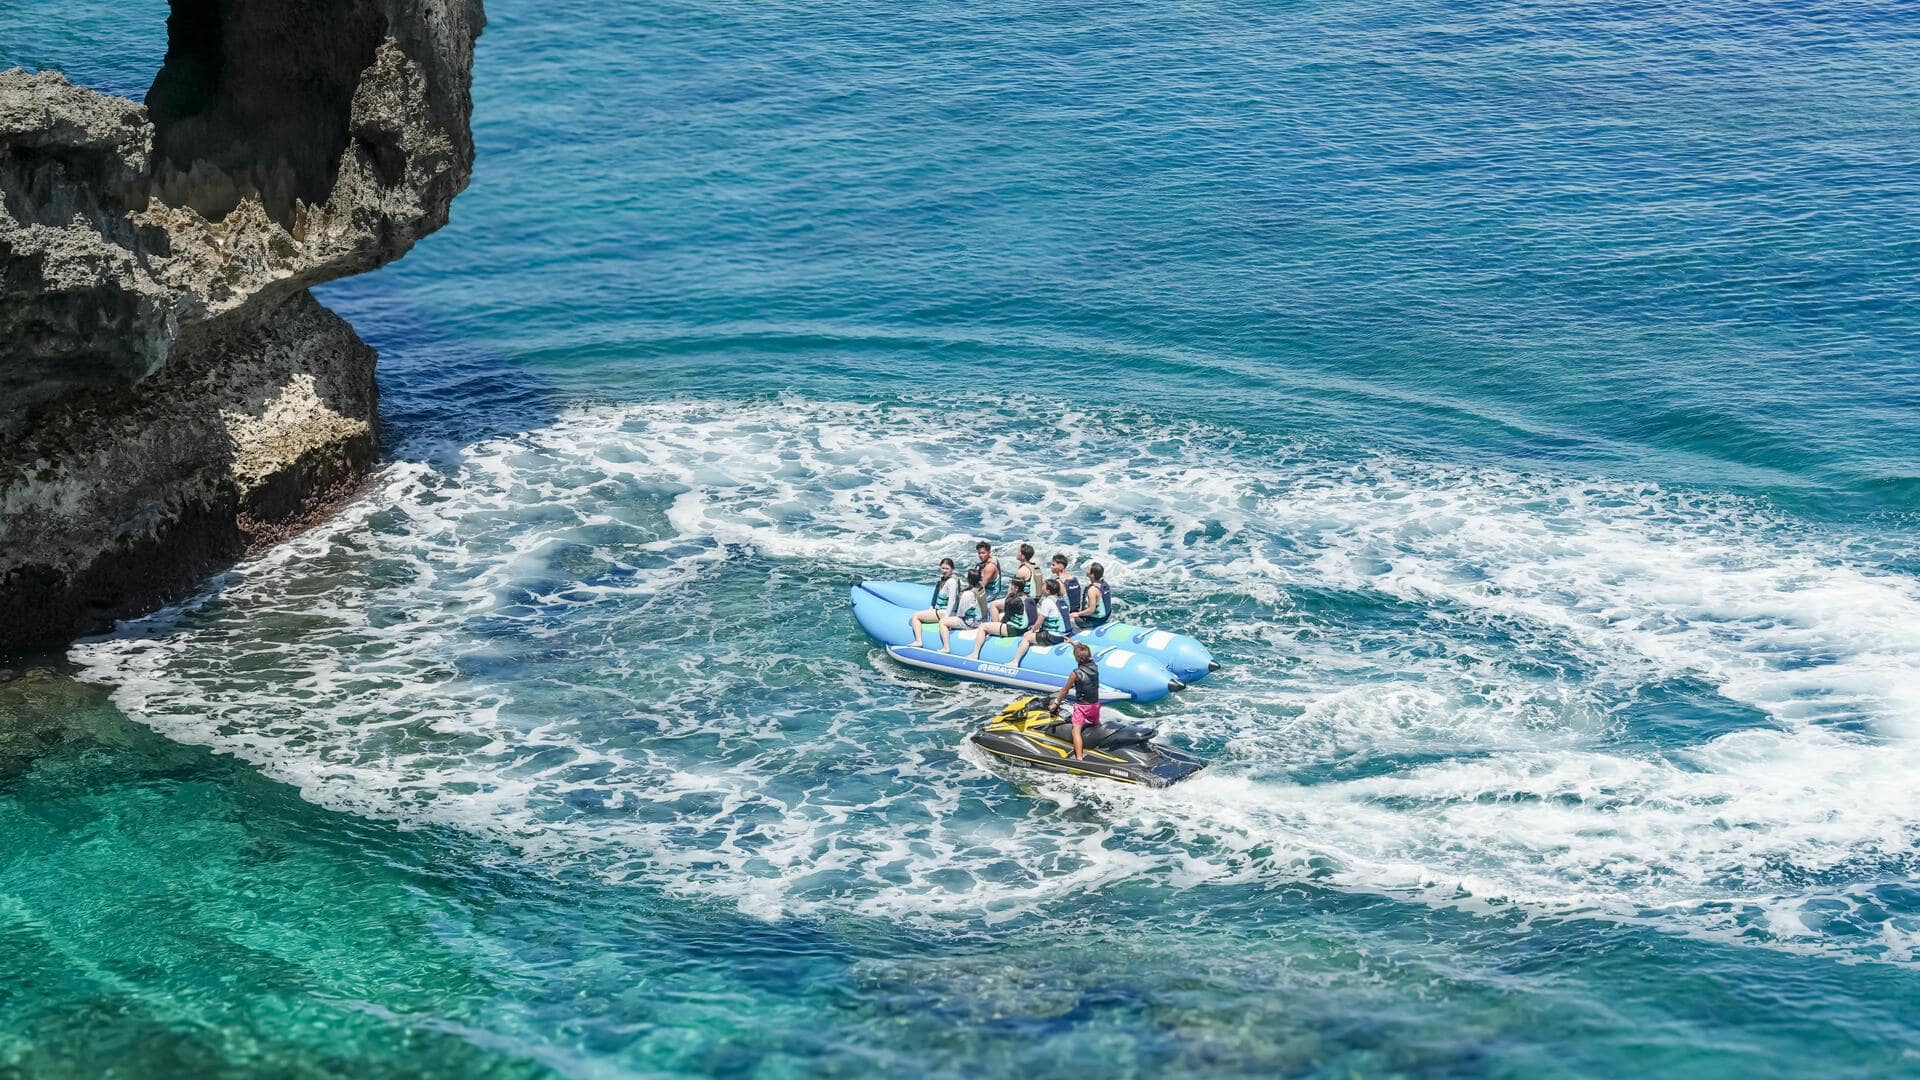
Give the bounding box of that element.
[71,397,1920,959]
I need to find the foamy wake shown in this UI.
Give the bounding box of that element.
[71,398,1920,959]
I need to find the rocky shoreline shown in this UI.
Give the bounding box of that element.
[1,1,484,650]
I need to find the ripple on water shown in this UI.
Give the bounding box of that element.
[67,397,1920,962]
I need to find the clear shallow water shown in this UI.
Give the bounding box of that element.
[6,1,1920,1075]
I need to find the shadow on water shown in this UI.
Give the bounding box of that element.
[315,275,575,462]
[0,281,572,669]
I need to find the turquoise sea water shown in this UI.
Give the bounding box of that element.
[7,1,1920,1074]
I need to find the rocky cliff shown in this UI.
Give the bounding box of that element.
[1,0,484,649]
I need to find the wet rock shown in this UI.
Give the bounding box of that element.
[0,0,484,648]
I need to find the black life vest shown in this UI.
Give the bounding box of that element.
[1061,575,1084,613]
[1069,661,1100,703]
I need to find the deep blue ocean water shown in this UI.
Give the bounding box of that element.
[6,1,1920,1074]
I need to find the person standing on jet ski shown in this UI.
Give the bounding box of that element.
[967,577,1034,661]
[1011,578,1073,667]
[1050,641,1101,759]
[907,558,963,649]
[1073,561,1112,628]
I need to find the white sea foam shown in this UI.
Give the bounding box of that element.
[70,398,1920,959]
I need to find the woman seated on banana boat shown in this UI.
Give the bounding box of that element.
[1011,577,1074,666]
[911,544,1117,657]
[939,568,991,643]
[907,558,963,649]
[967,577,1034,660]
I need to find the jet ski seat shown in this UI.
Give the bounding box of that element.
[1045,721,1157,750]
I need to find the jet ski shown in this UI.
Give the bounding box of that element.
[969,696,1207,788]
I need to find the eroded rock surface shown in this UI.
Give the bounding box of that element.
[1,0,484,649]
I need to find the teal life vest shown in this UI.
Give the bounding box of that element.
[1084,581,1110,625]
[931,574,958,614]
[978,556,1005,599]
[1041,597,1068,635]
[1005,595,1034,633]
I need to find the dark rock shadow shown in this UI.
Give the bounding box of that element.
[146,0,390,228]
[315,274,569,461]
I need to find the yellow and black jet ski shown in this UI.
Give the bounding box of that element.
[970,697,1206,788]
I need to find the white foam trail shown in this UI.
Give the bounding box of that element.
[70,398,1920,960]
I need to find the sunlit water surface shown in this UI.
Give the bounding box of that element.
[6,1,1920,1074]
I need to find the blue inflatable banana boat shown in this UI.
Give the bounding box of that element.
[850,581,1213,703]
[854,580,1218,684]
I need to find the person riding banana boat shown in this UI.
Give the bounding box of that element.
[906,558,963,649]
[851,544,1216,701]
[1011,577,1074,668]
[989,543,1041,621]
[1072,561,1111,628]
[967,577,1034,661]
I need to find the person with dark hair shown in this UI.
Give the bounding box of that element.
[1012,577,1071,667]
[1073,561,1111,627]
[907,558,961,648]
[1013,576,1075,661]
[974,541,1003,602]
[968,577,1034,661]
[933,567,989,651]
[1049,641,1101,759]
[1049,553,1084,615]
[991,543,1041,620]
[1013,542,1041,596]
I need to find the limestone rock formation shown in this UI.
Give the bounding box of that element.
[0,0,484,649]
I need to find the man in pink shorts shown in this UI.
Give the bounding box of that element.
[1051,641,1102,760]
